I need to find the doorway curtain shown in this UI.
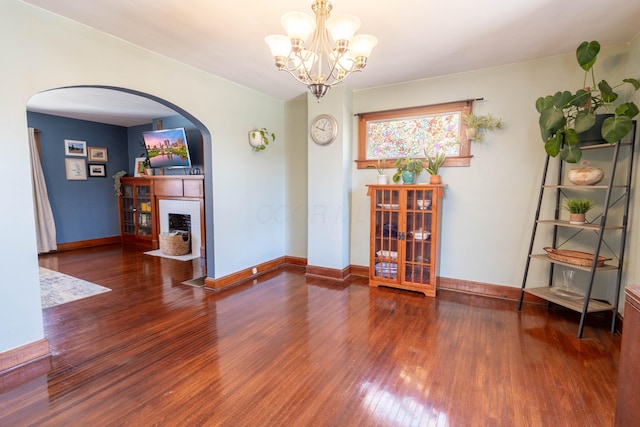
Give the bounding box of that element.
[29,127,57,253]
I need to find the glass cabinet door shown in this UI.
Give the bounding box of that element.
[372,188,401,280]
[368,184,440,297]
[136,185,152,237]
[404,188,433,286]
[121,184,135,235]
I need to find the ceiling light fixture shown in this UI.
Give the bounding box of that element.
[265,0,377,101]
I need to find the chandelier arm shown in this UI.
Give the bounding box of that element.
[278,67,313,85]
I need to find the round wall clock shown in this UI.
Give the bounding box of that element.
[310,114,338,145]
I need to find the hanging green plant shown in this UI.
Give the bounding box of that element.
[112,170,127,196]
[248,128,276,151]
[462,113,503,142]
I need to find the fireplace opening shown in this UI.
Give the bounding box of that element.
[166,213,191,252]
[169,213,191,234]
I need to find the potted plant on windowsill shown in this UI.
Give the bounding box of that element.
[368,158,388,184]
[462,113,503,142]
[536,40,639,163]
[424,149,446,184]
[564,198,594,224]
[393,158,423,184]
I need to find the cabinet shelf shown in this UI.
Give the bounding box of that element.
[524,287,613,313]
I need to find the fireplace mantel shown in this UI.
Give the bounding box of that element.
[119,176,205,257]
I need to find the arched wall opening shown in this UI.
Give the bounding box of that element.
[27,85,215,277]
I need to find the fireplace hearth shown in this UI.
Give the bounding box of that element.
[158,200,201,257]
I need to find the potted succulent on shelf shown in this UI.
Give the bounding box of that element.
[248,127,276,151]
[462,113,503,142]
[564,198,594,224]
[536,40,640,163]
[424,149,446,184]
[393,158,423,184]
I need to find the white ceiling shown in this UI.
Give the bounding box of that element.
[28,88,179,127]
[24,0,640,126]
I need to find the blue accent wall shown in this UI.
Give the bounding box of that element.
[27,112,129,244]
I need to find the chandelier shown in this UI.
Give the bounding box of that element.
[265,0,377,100]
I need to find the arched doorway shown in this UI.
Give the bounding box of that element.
[27,85,215,277]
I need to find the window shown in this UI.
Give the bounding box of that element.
[356,101,473,169]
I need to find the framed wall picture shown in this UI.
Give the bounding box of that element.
[88,163,106,177]
[64,139,87,157]
[134,157,147,177]
[65,158,87,180]
[88,146,108,162]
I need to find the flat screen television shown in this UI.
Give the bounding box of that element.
[142,128,192,169]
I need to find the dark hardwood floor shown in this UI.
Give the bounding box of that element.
[0,244,622,426]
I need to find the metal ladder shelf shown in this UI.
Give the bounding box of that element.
[517,124,636,338]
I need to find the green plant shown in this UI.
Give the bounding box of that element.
[250,128,276,151]
[138,140,150,168]
[424,149,446,175]
[564,198,594,214]
[392,158,423,183]
[112,170,127,196]
[462,113,503,142]
[536,40,640,163]
[367,158,387,175]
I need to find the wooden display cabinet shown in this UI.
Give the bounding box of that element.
[119,177,154,246]
[367,184,444,296]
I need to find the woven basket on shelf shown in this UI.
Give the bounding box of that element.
[543,247,610,267]
[159,233,191,256]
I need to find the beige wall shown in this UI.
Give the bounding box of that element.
[350,44,640,308]
[284,97,308,257]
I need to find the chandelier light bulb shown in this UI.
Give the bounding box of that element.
[326,15,361,43]
[350,34,378,59]
[265,35,292,58]
[281,12,316,42]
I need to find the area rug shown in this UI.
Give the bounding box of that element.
[181,276,206,288]
[144,249,200,261]
[39,267,111,309]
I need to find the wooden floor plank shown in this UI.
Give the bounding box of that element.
[0,244,621,426]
